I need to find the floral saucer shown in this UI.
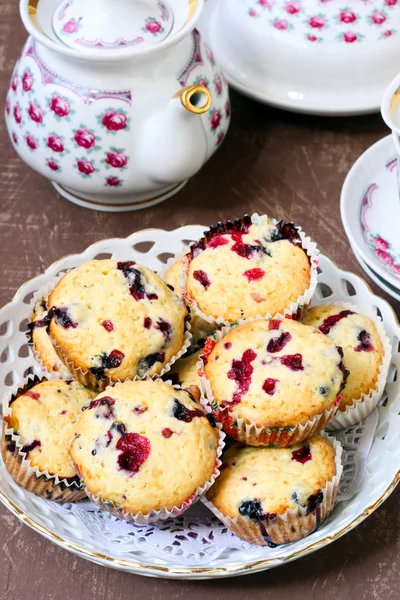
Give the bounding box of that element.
[341,135,400,288]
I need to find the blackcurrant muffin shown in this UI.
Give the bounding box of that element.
[47,260,189,391]
[2,377,96,502]
[27,298,70,377]
[302,304,387,415]
[70,380,223,521]
[204,434,342,546]
[163,349,202,389]
[202,318,346,446]
[164,254,215,349]
[182,215,318,324]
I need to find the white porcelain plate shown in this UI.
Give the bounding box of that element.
[0,226,399,579]
[341,134,400,290]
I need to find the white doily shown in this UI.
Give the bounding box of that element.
[33,410,378,565]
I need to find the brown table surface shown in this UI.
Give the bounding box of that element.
[1,3,399,599]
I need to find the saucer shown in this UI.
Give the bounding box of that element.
[351,243,400,303]
[203,0,400,116]
[341,134,400,289]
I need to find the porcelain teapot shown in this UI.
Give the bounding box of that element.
[5,0,230,211]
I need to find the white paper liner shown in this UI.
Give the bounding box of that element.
[81,380,226,524]
[2,374,86,503]
[201,432,343,546]
[27,268,192,392]
[171,213,320,329]
[29,330,72,380]
[198,322,341,447]
[306,302,392,431]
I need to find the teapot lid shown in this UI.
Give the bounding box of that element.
[53,0,174,52]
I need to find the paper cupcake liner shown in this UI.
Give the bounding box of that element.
[81,379,226,524]
[27,268,192,392]
[175,213,320,329]
[25,295,72,380]
[2,374,85,503]
[198,323,340,447]
[320,302,392,431]
[202,432,343,546]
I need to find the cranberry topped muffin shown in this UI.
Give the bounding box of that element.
[27,298,70,377]
[48,260,188,390]
[2,378,96,501]
[164,255,215,348]
[163,349,202,389]
[205,434,340,545]
[185,216,314,323]
[70,380,221,517]
[302,305,385,412]
[203,318,346,445]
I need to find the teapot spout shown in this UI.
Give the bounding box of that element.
[139,85,212,185]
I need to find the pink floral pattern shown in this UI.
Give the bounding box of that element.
[99,109,129,133]
[372,236,400,273]
[62,19,80,35]
[28,101,44,124]
[77,159,95,176]
[308,15,325,29]
[274,19,290,30]
[244,0,399,43]
[338,10,357,24]
[49,95,71,118]
[285,2,301,15]
[22,70,34,93]
[105,176,122,187]
[74,128,96,149]
[210,109,222,131]
[47,160,60,172]
[142,18,164,35]
[13,104,22,125]
[11,74,18,92]
[26,135,38,151]
[370,11,387,25]
[47,134,65,153]
[12,132,18,145]
[214,75,223,96]
[104,149,128,169]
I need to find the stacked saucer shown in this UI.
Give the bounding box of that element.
[341,135,400,302]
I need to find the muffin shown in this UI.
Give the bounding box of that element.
[202,318,346,446]
[70,380,222,520]
[2,377,96,502]
[48,260,189,391]
[164,255,215,348]
[163,349,202,388]
[27,298,70,377]
[204,434,342,546]
[183,215,317,324]
[302,305,386,413]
